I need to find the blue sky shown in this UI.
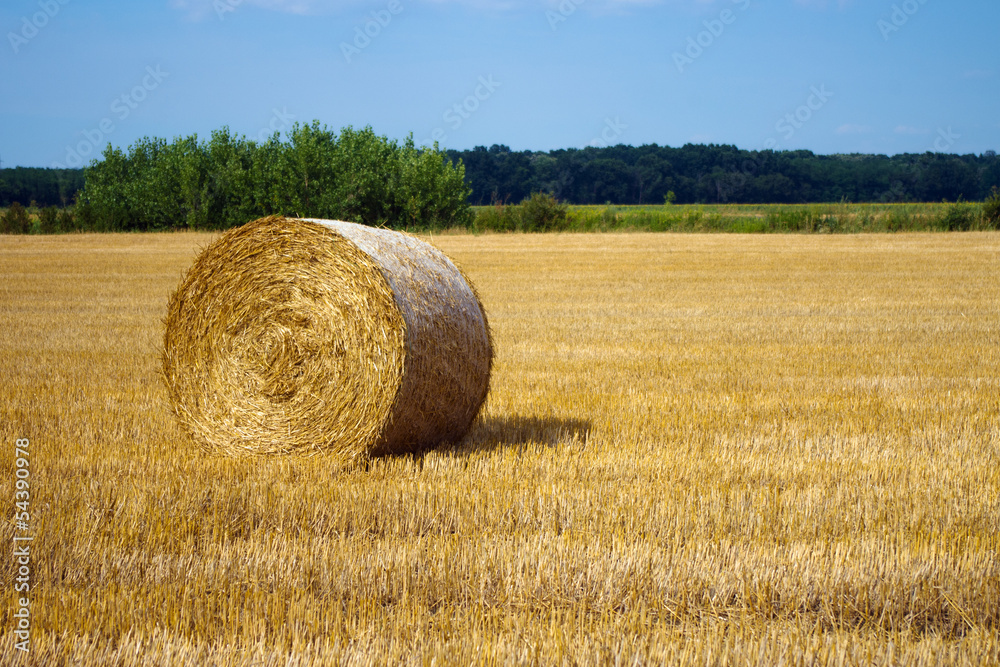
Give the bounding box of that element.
[2,0,998,168]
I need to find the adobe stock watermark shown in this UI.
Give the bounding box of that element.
[673,0,750,74]
[8,0,71,55]
[51,65,169,169]
[213,0,250,20]
[773,84,833,144]
[253,107,296,143]
[341,0,403,64]
[420,75,501,147]
[588,117,628,148]
[712,84,833,202]
[12,438,33,654]
[546,0,586,31]
[549,118,628,197]
[930,126,959,152]
[878,0,930,41]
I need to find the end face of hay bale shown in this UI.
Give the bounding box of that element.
[304,219,494,455]
[162,216,492,459]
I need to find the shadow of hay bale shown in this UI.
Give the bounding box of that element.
[454,414,591,454]
[368,415,590,462]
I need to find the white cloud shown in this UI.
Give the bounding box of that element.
[962,69,993,80]
[254,0,320,13]
[836,124,872,135]
[172,0,848,18]
[894,125,928,135]
[171,0,378,20]
[170,0,734,19]
[793,0,851,8]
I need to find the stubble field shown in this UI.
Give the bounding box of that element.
[1,230,998,665]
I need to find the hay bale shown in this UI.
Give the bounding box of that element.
[162,216,492,458]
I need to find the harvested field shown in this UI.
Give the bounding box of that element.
[0,231,998,665]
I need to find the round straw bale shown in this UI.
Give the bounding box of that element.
[162,216,493,458]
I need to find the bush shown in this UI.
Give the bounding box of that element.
[600,206,619,229]
[1,202,31,234]
[39,206,59,234]
[473,204,521,232]
[519,192,567,232]
[984,187,1000,229]
[938,199,975,231]
[57,208,76,233]
[75,197,99,231]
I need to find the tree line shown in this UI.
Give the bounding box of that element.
[0,167,84,208]
[2,132,999,233]
[78,123,473,231]
[447,144,1000,206]
[1,123,472,232]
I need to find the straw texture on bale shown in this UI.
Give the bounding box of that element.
[162,216,493,458]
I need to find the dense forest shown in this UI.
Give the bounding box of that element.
[446,144,1000,206]
[0,167,85,207]
[2,138,998,216]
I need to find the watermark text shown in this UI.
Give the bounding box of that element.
[12,438,33,653]
[51,65,169,168]
[341,0,403,63]
[8,0,71,54]
[420,75,501,147]
[673,0,750,73]
[878,0,930,40]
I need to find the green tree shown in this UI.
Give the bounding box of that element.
[984,186,1000,229]
[57,208,76,233]
[519,192,567,232]
[79,146,133,231]
[247,133,286,218]
[329,125,397,225]
[163,134,205,230]
[77,123,474,230]
[203,129,257,229]
[38,206,58,234]
[1,202,31,234]
[635,153,672,204]
[277,121,339,218]
[395,139,473,229]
